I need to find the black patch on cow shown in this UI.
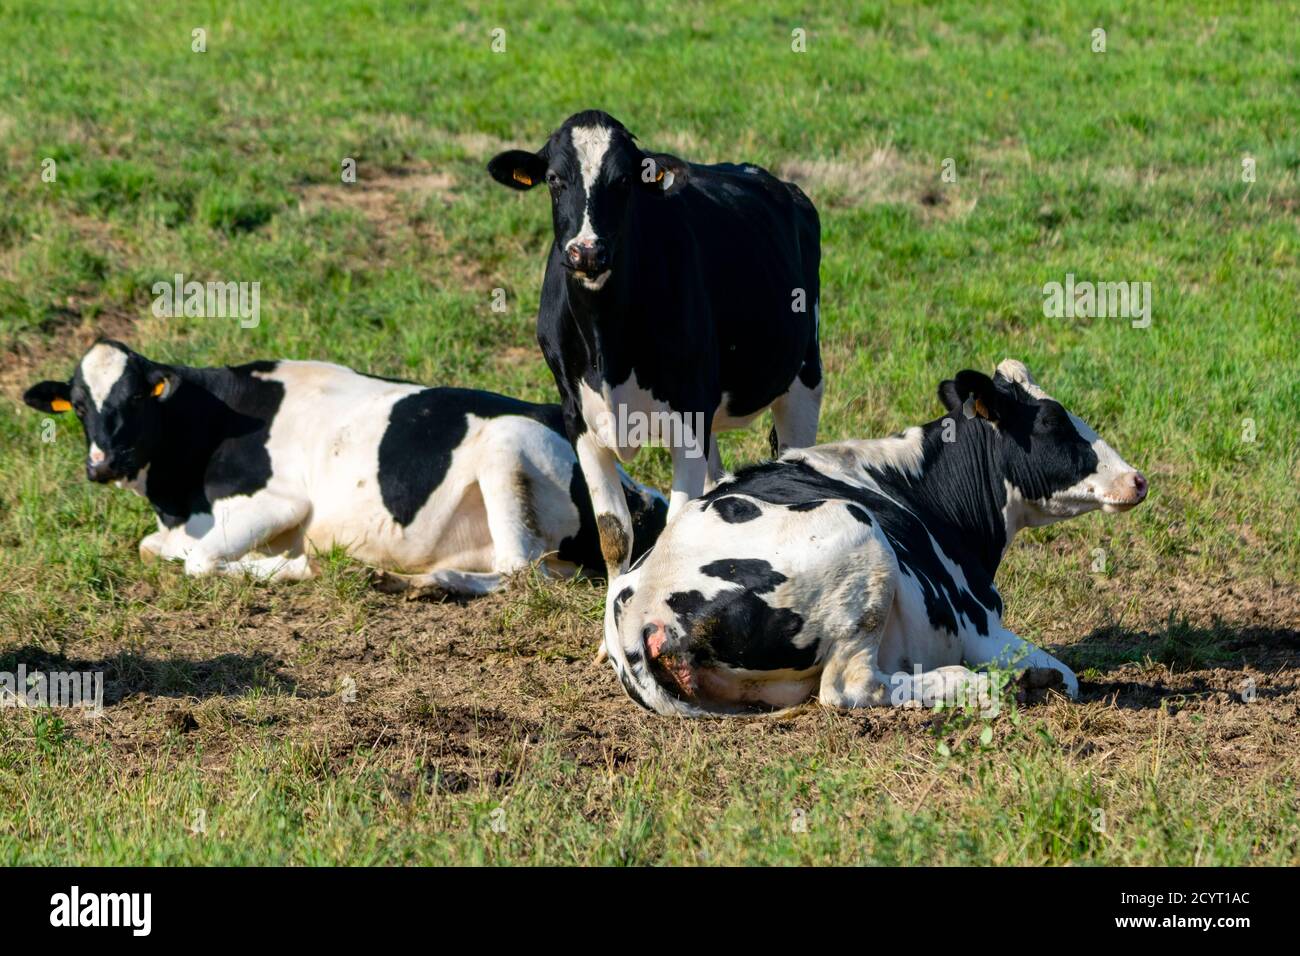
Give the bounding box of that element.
[788,499,824,512]
[664,558,810,672]
[846,504,872,525]
[377,387,561,528]
[612,585,634,632]
[707,495,761,523]
[628,487,668,564]
[141,361,285,528]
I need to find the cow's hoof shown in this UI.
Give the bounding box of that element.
[370,570,409,594]
[1016,667,1066,704]
[593,644,609,666]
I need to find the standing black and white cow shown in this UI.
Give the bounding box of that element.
[604,360,1149,716]
[488,110,823,576]
[22,339,665,591]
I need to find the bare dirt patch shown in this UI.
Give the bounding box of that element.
[778,145,975,220]
[296,165,489,285]
[11,569,1299,794]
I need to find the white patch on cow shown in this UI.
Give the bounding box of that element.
[579,372,678,461]
[571,125,612,195]
[849,427,927,479]
[566,124,612,253]
[81,343,128,411]
[88,443,106,465]
[578,269,611,290]
[1038,414,1144,516]
[115,464,149,496]
[995,358,1046,399]
[1000,478,1026,542]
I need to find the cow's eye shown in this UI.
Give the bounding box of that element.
[546,171,563,189]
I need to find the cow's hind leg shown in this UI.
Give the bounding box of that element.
[769,303,823,456]
[477,460,549,577]
[668,433,709,520]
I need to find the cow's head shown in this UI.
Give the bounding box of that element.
[938,359,1148,526]
[487,110,688,291]
[23,339,179,484]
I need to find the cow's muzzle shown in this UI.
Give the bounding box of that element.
[564,239,609,276]
[643,620,699,700]
[1101,470,1148,511]
[86,460,122,483]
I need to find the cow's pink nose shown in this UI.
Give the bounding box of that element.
[643,621,668,660]
[1131,472,1148,501]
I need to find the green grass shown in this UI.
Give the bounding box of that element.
[1,0,1298,865]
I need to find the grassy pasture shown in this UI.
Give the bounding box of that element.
[0,0,1297,864]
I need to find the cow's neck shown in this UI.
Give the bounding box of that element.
[873,419,1015,580]
[563,273,638,378]
[142,366,264,522]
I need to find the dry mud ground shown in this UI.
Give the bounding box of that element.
[15,570,1299,793]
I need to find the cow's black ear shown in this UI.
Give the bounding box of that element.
[23,380,72,414]
[938,379,962,413]
[948,370,1007,422]
[146,368,180,402]
[639,152,688,196]
[487,150,546,190]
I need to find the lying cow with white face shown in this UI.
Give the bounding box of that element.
[604,360,1148,716]
[22,340,666,590]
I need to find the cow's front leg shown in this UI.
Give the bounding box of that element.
[962,627,1079,699]
[139,523,195,563]
[575,433,633,577]
[182,493,313,582]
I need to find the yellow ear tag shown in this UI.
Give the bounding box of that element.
[51,398,72,413]
[152,380,167,398]
[512,170,533,186]
[655,169,664,182]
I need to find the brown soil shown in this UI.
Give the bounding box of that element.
[12,571,1300,789]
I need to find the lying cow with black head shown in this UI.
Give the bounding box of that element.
[22,339,665,591]
[604,360,1148,716]
[488,110,823,577]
